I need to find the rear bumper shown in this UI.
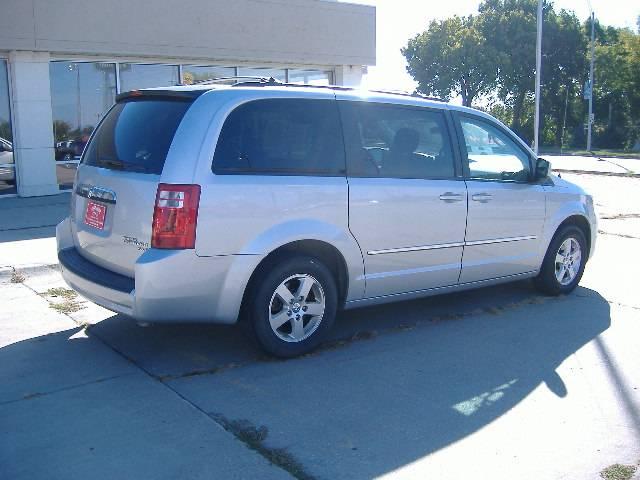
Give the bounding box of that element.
[56,218,263,324]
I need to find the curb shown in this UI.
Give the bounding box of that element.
[552,169,640,178]
[0,263,60,282]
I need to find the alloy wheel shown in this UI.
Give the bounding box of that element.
[268,274,326,343]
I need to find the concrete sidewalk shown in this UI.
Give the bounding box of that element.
[0,193,69,273]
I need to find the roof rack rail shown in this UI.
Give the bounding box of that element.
[185,77,446,102]
[190,76,281,86]
[369,88,444,102]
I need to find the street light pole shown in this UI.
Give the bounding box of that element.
[534,0,543,155]
[587,11,595,151]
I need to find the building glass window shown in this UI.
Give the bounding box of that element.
[182,65,235,85]
[288,70,333,85]
[119,63,180,92]
[238,67,286,82]
[50,61,117,189]
[0,59,15,195]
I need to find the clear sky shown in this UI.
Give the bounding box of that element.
[349,0,639,96]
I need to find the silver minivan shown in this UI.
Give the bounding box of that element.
[56,80,597,357]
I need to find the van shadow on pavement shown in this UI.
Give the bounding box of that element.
[0,281,612,479]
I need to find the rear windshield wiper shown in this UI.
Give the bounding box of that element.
[96,158,149,173]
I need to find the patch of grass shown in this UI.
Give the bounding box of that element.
[45,287,85,314]
[10,268,25,283]
[600,464,637,480]
[212,414,314,480]
[49,301,84,314]
[46,287,77,299]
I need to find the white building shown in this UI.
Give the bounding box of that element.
[0,0,375,197]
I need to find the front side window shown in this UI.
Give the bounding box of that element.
[212,99,345,176]
[341,102,455,179]
[460,116,531,182]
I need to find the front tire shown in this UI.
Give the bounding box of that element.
[247,256,338,358]
[534,225,587,295]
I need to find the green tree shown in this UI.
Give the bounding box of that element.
[52,120,72,142]
[477,0,542,139]
[402,15,497,106]
[592,28,640,148]
[540,9,587,147]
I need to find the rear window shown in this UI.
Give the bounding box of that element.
[212,98,346,176]
[82,98,192,174]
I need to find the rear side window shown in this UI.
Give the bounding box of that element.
[82,99,192,174]
[212,99,345,176]
[340,102,456,179]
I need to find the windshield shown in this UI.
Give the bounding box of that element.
[82,98,193,174]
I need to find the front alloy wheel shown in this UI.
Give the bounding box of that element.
[534,225,587,295]
[554,237,582,286]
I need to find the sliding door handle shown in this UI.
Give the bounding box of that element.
[472,193,492,203]
[439,192,464,203]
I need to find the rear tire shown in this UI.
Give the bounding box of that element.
[534,225,587,295]
[247,255,337,358]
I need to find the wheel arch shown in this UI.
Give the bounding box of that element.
[554,214,592,257]
[240,240,351,316]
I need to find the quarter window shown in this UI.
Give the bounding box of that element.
[212,99,345,176]
[341,102,455,179]
[460,116,531,181]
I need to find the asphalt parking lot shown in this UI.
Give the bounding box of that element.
[1,171,639,480]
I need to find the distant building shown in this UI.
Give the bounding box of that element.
[0,0,375,196]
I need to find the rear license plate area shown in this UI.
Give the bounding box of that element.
[84,201,107,230]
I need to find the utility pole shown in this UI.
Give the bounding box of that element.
[534,0,543,155]
[587,11,595,151]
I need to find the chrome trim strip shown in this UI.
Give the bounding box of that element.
[75,184,117,204]
[367,235,537,255]
[344,270,538,308]
[464,235,537,246]
[367,242,465,255]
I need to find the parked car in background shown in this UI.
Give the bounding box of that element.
[55,137,89,161]
[56,80,597,358]
[0,136,15,185]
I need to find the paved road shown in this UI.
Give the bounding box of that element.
[1,173,639,479]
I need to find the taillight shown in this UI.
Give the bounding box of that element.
[151,184,201,249]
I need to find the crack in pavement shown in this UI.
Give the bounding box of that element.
[0,373,137,407]
[600,213,640,220]
[598,230,640,240]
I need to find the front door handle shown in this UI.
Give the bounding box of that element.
[439,192,464,203]
[472,193,492,203]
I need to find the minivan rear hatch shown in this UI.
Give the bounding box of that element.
[70,91,198,277]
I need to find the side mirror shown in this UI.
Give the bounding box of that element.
[535,158,550,180]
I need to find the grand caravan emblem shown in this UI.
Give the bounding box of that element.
[123,236,150,251]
